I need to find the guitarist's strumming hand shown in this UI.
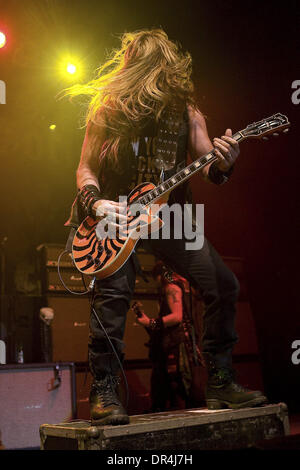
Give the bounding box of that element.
[213,128,240,172]
[93,199,128,230]
[135,312,151,328]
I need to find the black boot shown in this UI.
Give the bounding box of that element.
[88,350,129,426]
[204,353,268,410]
[90,375,129,426]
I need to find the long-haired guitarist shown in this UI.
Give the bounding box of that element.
[66,28,267,425]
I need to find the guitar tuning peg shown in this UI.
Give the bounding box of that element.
[283,128,289,133]
[262,136,269,141]
[272,132,279,137]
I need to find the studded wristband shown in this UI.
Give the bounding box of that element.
[78,184,101,218]
[208,161,234,185]
[149,317,164,331]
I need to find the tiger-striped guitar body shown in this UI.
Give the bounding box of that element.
[72,182,169,280]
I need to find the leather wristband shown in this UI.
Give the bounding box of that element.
[78,184,101,218]
[208,161,234,185]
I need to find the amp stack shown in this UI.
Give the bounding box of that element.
[37,243,91,363]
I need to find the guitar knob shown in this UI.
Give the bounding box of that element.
[283,128,289,133]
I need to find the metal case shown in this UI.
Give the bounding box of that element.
[40,403,289,450]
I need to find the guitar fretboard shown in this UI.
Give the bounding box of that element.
[138,132,244,206]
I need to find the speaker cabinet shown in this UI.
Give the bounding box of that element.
[47,296,159,363]
[47,296,90,362]
[0,363,76,449]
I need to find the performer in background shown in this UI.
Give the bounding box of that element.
[65,28,267,425]
[134,261,203,412]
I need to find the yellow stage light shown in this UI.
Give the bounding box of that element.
[66,63,76,75]
[58,56,82,80]
[0,32,6,48]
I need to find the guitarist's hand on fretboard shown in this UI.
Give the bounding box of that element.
[213,128,240,172]
[132,301,151,328]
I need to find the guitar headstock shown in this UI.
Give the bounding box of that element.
[241,113,290,140]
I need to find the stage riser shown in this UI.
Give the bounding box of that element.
[40,403,289,450]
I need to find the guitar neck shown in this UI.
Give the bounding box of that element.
[138,131,246,206]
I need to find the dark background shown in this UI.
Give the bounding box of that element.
[0,0,299,410]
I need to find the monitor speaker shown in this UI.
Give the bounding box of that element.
[0,362,76,449]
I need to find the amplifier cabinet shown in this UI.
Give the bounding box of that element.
[0,362,76,449]
[45,268,90,293]
[47,296,90,362]
[47,295,159,363]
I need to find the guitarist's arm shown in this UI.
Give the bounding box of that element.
[76,120,127,223]
[162,283,183,326]
[187,105,240,182]
[76,120,104,191]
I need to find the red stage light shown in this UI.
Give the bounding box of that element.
[0,32,6,49]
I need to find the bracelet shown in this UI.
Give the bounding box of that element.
[208,161,234,185]
[78,185,101,218]
[149,318,164,331]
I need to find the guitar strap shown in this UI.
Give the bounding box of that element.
[155,101,186,182]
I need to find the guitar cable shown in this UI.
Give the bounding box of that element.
[57,250,90,296]
[57,250,129,409]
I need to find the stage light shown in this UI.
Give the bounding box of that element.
[49,124,56,131]
[58,56,82,80]
[66,63,76,75]
[0,32,6,48]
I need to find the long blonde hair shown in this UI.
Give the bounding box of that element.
[65,29,195,161]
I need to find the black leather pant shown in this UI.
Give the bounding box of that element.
[88,213,240,378]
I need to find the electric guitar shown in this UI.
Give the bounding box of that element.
[72,113,290,280]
